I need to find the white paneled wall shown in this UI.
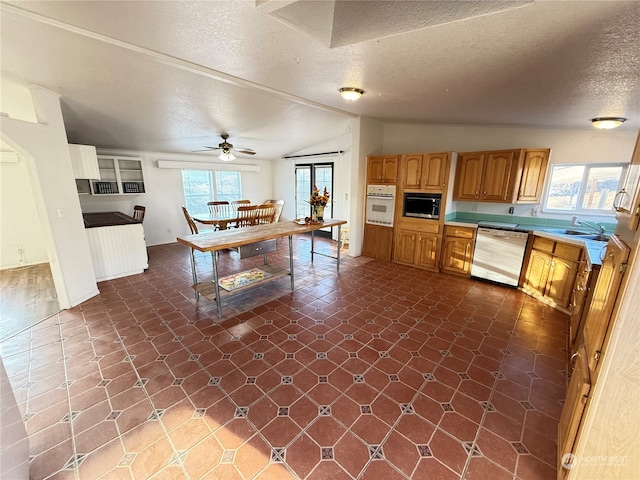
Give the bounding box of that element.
[86,224,148,281]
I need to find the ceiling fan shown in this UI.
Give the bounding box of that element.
[194,134,256,161]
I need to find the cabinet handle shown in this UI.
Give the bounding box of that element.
[570,351,579,368]
[475,190,479,198]
[483,191,487,198]
[613,189,627,211]
[599,246,607,262]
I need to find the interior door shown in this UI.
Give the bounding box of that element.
[295,162,334,236]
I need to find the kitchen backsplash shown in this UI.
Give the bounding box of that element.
[445,211,617,232]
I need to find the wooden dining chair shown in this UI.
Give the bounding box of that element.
[235,205,259,227]
[257,204,276,224]
[133,205,146,223]
[207,201,229,213]
[181,206,200,234]
[263,199,284,222]
[231,199,251,205]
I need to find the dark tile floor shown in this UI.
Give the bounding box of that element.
[1,234,567,479]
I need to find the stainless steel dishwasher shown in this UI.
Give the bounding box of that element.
[470,222,529,287]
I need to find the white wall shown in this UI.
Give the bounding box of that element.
[351,116,385,255]
[382,123,638,222]
[0,86,99,308]
[0,157,48,269]
[79,149,273,246]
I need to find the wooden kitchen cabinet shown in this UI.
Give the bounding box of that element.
[569,261,600,355]
[393,222,441,271]
[453,152,485,200]
[367,155,398,184]
[557,345,591,479]
[582,236,630,372]
[614,130,640,230]
[523,236,582,311]
[453,148,550,203]
[516,149,550,203]
[402,152,450,191]
[441,225,476,276]
[362,224,393,261]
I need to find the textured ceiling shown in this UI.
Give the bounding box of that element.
[1,0,639,160]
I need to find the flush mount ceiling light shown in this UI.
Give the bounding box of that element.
[339,87,364,101]
[591,117,627,129]
[218,148,236,162]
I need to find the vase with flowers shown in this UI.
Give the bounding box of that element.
[308,185,330,221]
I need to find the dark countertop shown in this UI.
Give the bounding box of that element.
[83,212,141,228]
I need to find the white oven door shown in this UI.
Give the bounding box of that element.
[366,195,395,226]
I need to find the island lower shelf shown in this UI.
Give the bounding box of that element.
[192,264,289,300]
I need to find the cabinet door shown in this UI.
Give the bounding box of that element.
[546,257,578,309]
[422,153,449,191]
[382,157,398,184]
[517,149,549,203]
[402,154,423,189]
[394,230,417,264]
[557,345,591,479]
[582,236,630,372]
[614,131,640,230]
[362,224,393,261]
[441,236,473,275]
[453,153,484,200]
[524,249,551,296]
[569,261,589,353]
[367,157,384,184]
[482,151,516,202]
[415,233,439,269]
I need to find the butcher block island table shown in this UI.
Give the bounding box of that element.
[177,219,347,318]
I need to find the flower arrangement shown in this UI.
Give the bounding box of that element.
[309,185,330,206]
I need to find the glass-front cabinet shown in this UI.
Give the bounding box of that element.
[90,156,145,195]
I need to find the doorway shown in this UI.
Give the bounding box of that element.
[295,162,334,237]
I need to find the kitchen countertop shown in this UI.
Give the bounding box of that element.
[445,220,609,266]
[83,212,141,228]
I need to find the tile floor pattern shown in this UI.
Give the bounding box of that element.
[1,235,568,480]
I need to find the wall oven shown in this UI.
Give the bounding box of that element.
[402,192,442,220]
[366,185,396,226]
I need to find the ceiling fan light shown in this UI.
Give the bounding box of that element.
[591,117,626,129]
[339,87,364,101]
[219,149,236,162]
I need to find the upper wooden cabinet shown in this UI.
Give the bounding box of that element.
[453,148,550,203]
[516,149,550,203]
[367,155,399,184]
[614,130,640,230]
[401,152,450,191]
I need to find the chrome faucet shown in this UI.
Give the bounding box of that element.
[578,221,606,235]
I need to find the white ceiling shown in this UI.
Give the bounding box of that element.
[1,0,639,160]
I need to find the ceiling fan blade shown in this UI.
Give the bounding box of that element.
[191,148,219,152]
[234,148,256,155]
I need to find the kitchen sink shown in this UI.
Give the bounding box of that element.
[582,234,610,242]
[564,229,590,235]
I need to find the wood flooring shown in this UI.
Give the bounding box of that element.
[0,263,60,342]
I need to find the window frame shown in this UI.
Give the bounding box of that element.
[542,162,628,216]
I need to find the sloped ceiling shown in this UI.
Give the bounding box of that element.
[1,0,638,160]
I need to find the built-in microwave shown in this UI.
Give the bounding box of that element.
[402,192,442,220]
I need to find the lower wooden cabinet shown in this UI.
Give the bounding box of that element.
[362,224,393,261]
[441,226,476,276]
[557,345,591,479]
[523,236,582,311]
[393,222,440,271]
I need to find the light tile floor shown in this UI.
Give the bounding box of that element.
[1,235,567,479]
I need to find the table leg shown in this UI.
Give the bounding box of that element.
[336,225,341,272]
[211,251,222,319]
[190,248,199,301]
[289,235,295,290]
[311,229,315,263]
